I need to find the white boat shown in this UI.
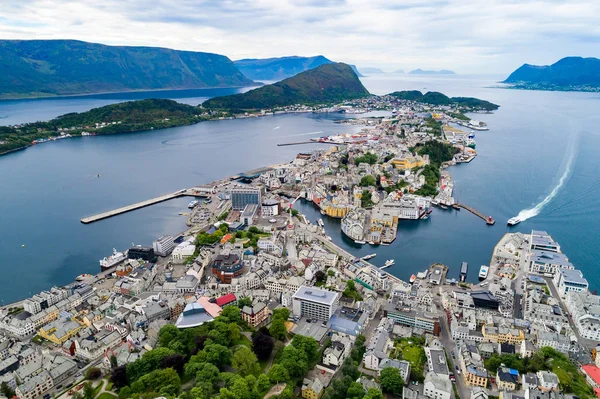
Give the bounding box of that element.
[385,259,395,267]
[317,219,324,227]
[362,253,377,260]
[507,216,522,226]
[188,200,199,208]
[76,274,92,281]
[355,240,366,245]
[99,248,127,269]
[479,265,489,279]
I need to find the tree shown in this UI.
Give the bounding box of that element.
[237,297,252,308]
[290,335,319,363]
[272,308,290,320]
[315,270,326,283]
[130,368,181,397]
[0,382,15,399]
[202,342,231,369]
[83,382,95,399]
[363,388,384,399]
[256,374,271,392]
[267,364,289,384]
[252,332,274,361]
[359,175,376,187]
[221,305,242,324]
[269,317,288,341]
[228,322,241,342]
[194,362,220,386]
[85,367,102,380]
[232,346,260,377]
[360,190,373,208]
[110,354,118,369]
[279,345,308,378]
[110,365,129,389]
[346,382,365,399]
[158,324,180,347]
[161,353,186,375]
[380,367,404,395]
[341,358,360,380]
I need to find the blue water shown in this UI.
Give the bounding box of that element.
[1,77,600,303]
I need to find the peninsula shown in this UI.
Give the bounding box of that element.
[0,39,255,99]
[503,56,600,92]
[390,90,499,111]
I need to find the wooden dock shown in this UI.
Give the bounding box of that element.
[454,203,495,225]
[277,141,341,146]
[81,189,190,224]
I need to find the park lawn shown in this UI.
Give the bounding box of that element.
[97,393,117,399]
[231,334,252,348]
[403,344,424,366]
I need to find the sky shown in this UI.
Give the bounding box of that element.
[1,0,600,74]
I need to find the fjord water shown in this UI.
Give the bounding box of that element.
[1,76,600,303]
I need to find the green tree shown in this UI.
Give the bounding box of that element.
[290,335,319,363]
[360,190,373,208]
[267,364,289,384]
[279,345,308,378]
[85,367,102,380]
[83,382,95,399]
[110,354,118,369]
[237,297,252,308]
[1,382,15,399]
[202,342,231,369]
[380,367,404,395]
[126,347,175,383]
[158,324,180,347]
[232,346,260,377]
[364,388,384,399]
[228,322,241,342]
[359,175,376,187]
[194,362,220,386]
[341,358,360,380]
[346,382,365,399]
[129,368,181,397]
[256,374,271,392]
[269,317,288,341]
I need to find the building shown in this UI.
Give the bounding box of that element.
[15,370,53,399]
[128,246,157,263]
[152,235,176,256]
[425,348,449,376]
[231,187,262,211]
[240,204,259,226]
[528,250,573,274]
[537,371,559,392]
[175,303,214,329]
[536,331,570,354]
[363,329,391,371]
[482,326,524,345]
[211,253,244,284]
[581,364,600,389]
[302,377,324,399]
[553,268,588,297]
[38,320,83,345]
[565,291,600,341]
[170,241,196,263]
[458,344,488,387]
[216,293,237,308]
[292,287,340,321]
[423,372,451,399]
[240,303,269,328]
[384,303,440,335]
[530,231,560,252]
[497,367,520,391]
[261,199,280,216]
[470,291,500,310]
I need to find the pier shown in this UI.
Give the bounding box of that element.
[81,189,192,224]
[454,203,495,225]
[277,141,342,146]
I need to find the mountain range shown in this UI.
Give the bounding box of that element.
[234,56,363,81]
[503,57,600,89]
[0,40,255,99]
[408,69,456,75]
[203,63,370,111]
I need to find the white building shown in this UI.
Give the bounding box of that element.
[153,235,176,256]
[292,286,340,321]
[553,268,588,297]
[261,199,279,217]
[565,291,600,341]
[171,240,196,264]
[423,372,452,399]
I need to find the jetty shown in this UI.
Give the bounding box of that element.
[277,141,340,147]
[453,203,495,225]
[81,189,192,224]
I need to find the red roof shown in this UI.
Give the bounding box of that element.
[583,364,600,385]
[216,293,237,307]
[594,387,600,398]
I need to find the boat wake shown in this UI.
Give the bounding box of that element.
[511,130,578,223]
[273,126,280,130]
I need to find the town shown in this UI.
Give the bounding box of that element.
[1,95,598,399]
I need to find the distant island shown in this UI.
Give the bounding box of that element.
[408,69,456,75]
[0,63,370,155]
[392,69,405,74]
[234,55,363,81]
[390,90,499,111]
[203,63,370,111]
[358,67,386,75]
[503,56,600,92]
[0,39,255,99]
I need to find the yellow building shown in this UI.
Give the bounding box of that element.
[324,204,350,218]
[482,326,524,345]
[301,378,324,399]
[39,320,83,345]
[392,154,427,170]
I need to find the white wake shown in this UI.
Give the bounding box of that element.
[512,132,578,222]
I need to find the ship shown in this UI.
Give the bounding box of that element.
[188,200,199,208]
[460,262,468,282]
[384,259,395,267]
[479,265,489,279]
[76,274,92,281]
[355,240,366,245]
[317,219,324,227]
[99,248,127,270]
[507,216,522,226]
[362,253,377,260]
[409,274,417,284]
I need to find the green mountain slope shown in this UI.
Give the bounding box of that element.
[0,40,255,98]
[203,63,370,110]
[503,57,600,89]
[234,56,363,81]
[389,90,498,111]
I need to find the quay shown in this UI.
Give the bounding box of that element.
[81,189,192,224]
[453,203,495,225]
[277,141,341,146]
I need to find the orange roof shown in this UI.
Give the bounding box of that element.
[583,364,600,385]
[197,297,223,318]
[221,233,233,244]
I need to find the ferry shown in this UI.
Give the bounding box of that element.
[362,253,377,260]
[479,265,489,279]
[99,249,127,270]
[76,274,92,281]
[188,200,199,208]
[409,274,417,284]
[507,216,522,226]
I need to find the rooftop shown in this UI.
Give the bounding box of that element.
[175,303,214,329]
[293,286,339,306]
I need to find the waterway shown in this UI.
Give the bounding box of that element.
[1,76,600,303]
